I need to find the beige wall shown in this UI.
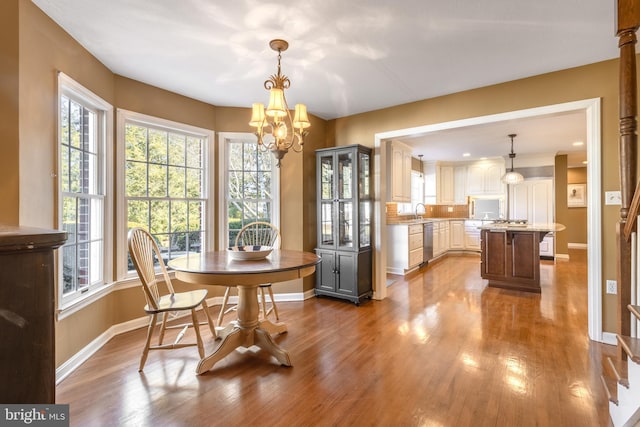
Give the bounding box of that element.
[0,0,21,225]
[567,167,588,244]
[554,155,569,256]
[329,60,623,332]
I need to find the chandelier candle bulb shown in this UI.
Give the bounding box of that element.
[293,104,310,129]
[266,89,287,117]
[250,103,265,127]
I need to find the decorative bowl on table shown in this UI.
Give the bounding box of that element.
[227,245,273,260]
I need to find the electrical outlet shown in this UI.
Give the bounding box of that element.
[447,206,453,212]
[606,280,617,294]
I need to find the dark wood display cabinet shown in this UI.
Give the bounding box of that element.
[0,225,67,403]
[314,145,372,305]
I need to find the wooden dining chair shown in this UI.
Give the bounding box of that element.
[127,227,216,372]
[218,221,281,325]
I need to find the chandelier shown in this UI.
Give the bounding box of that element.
[249,39,310,167]
[502,133,524,185]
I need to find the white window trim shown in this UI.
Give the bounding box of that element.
[116,109,215,280]
[56,72,114,314]
[217,132,280,250]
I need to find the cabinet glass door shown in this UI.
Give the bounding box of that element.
[359,152,370,199]
[320,202,334,246]
[338,201,353,248]
[319,155,334,201]
[337,151,353,199]
[359,201,371,248]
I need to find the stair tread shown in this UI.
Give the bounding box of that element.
[600,374,619,405]
[605,356,630,388]
[629,304,640,321]
[617,335,640,364]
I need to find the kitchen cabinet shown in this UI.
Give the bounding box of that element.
[467,161,505,195]
[389,140,412,202]
[454,166,467,204]
[438,165,454,204]
[433,220,449,257]
[480,228,542,293]
[464,220,482,251]
[315,145,372,304]
[387,224,423,275]
[423,161,436,204]
[509,179,554,258]
[424,161,463,205]
[450,220,465,249]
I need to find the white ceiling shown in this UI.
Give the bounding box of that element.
[32,0,617,166]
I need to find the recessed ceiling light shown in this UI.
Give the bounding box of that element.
[462,152,470,157]
[573,141,584,146]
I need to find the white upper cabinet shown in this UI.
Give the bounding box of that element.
[510,179,553,224]
[437,165,454,204]
[466,160,505,195]
[389,141,412,202]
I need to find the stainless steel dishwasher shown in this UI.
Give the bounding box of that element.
[423,222,433,265]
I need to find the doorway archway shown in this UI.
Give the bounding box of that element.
[373,98,603,342]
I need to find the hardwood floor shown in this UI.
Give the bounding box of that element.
[57,249,614,426]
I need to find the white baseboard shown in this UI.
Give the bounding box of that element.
[602,331,618,346]
[568,243,588,249]
[555,253,570,260]
[55,291,310,383]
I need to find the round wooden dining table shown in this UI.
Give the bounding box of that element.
[168,249,320,374]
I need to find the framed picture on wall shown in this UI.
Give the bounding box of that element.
[568,183,587,207]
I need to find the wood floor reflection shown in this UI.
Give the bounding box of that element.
[57,249,613,426]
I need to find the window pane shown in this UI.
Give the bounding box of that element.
[257,171,271,199]
[126,161,147,197]
[148,163,167,197]
[150,200,170,235]
[62,197,77,244]
[186,168,202,198]
[62,245,77,294]
[69,148,81,193]
[186,137,202,168]
[128,200,149,229]
[171,200,188,232]
[90,198,103,240]
[168,166,185,198]
[188,201,203,231]
[126,124,148,161]
[77,198,90,243]
[244,171,258,199]
[69,100,82,148]
[168,133,186,166]
[148,128,167,164]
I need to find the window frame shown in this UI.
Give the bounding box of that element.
[56,72,114,313]
[218,132,280,250]
[116,109,215,280]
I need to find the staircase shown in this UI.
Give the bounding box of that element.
[602,305,640,426]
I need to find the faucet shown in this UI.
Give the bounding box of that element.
[415,203,426,220]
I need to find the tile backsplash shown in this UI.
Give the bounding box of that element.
[386,202,470,223]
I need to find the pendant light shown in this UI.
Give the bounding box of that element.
[502,134,524,184]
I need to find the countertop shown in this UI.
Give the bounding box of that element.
[387,218,494,225]
[477,223,566,232]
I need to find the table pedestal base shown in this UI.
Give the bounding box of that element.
[196,285,291,374]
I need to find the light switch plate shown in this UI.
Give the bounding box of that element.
[605,191,621,205]
[447,206,453,212]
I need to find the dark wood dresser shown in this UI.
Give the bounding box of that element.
[0,225,67,403]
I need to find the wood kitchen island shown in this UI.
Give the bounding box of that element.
[479,223,565,293]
